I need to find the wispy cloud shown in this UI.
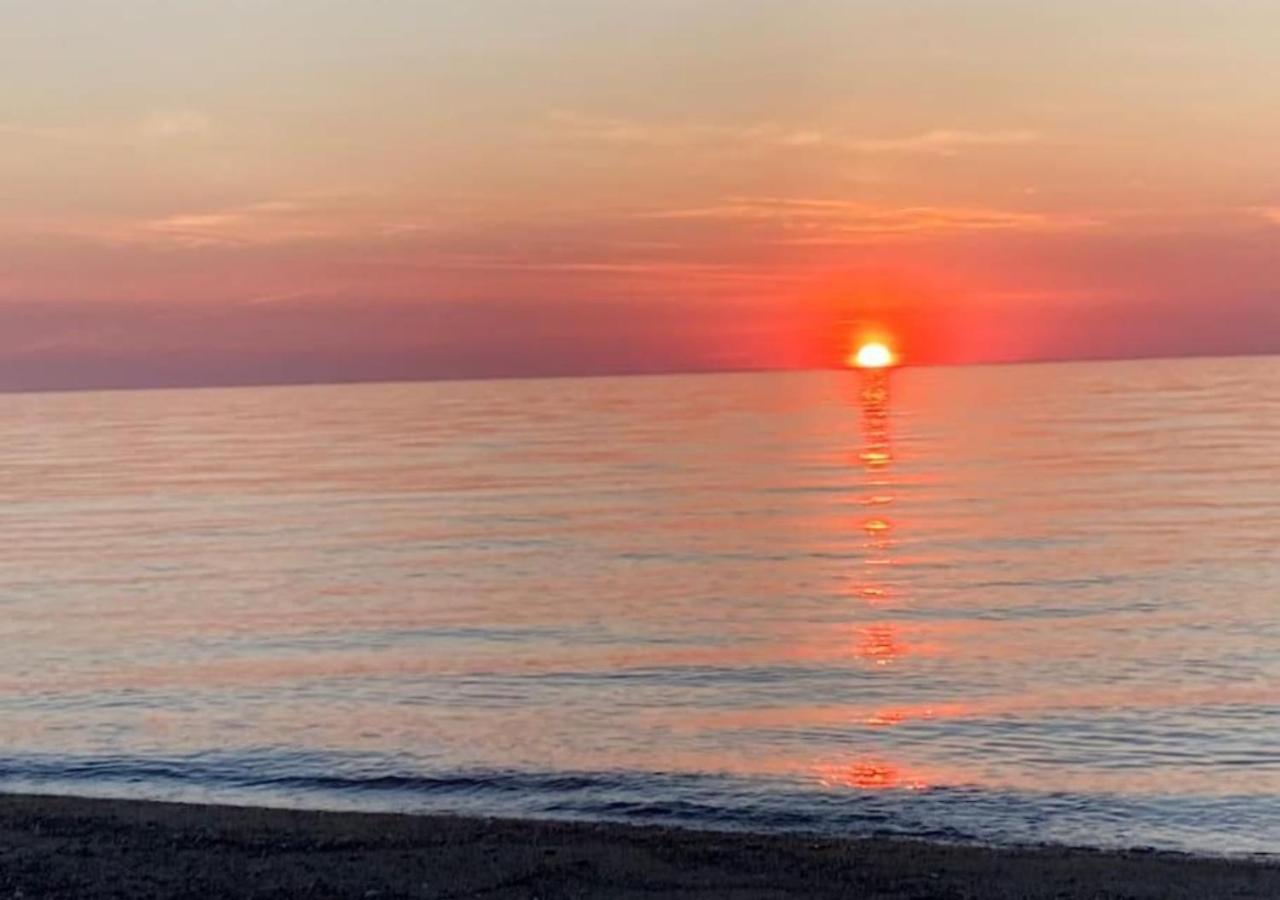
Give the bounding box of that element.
[1253,207,1280,226]
[548,110,1040,156]
[638,196,1097,238]
[136,197,437,248]
[0,109,214,146]
[138,109,214,139]
[843,129,1040,155]
[0,194,435,250]
[0,122,97,145]
[143,201,314,247]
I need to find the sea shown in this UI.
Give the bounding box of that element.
[1,357,1276,856]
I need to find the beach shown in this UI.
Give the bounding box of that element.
[0,793,1275,899]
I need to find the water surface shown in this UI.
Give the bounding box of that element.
[1,358,1277,854]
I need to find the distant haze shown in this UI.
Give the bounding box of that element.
[5,1,1280,389]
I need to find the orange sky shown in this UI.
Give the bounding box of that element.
[4,1,1280,388]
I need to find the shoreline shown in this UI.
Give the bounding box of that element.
[1,792,1276,898]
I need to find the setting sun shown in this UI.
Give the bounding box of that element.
[851,341,896,369]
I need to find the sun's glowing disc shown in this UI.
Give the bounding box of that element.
[852,341,895,369]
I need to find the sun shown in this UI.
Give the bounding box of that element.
[850,341,896,369]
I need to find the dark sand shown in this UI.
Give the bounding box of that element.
[0,793,1275,898]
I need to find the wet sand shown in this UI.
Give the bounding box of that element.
[0,792,1276,898]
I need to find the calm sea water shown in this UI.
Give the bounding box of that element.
[1,358,1277,855]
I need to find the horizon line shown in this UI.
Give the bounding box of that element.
[0,348,1274,398]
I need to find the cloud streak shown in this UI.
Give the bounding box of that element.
[548,110,1040,156]
[44,197,436,249]
[638,196,1098,238]
[0,110,215,147]
[138,110,214,139]
[1253,207,1280,226]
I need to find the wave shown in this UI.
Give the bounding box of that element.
[0,749,1275,857]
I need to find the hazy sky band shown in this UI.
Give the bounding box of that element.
[4,1,1280,387]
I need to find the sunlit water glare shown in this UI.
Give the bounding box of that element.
[1,358,1277,855]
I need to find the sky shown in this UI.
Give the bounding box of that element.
[4,0,1280,389]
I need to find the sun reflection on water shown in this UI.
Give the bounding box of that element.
[822,365,922,787]
[816,761,930,792]
[854,623,908,666]
[849,366,901,615]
